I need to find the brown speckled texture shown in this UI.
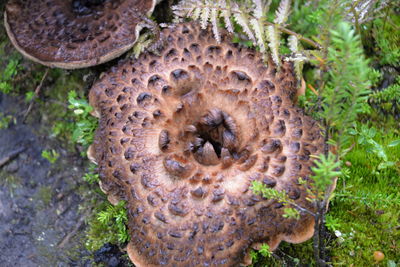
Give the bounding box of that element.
[89,22,324,266]
[4,0,155,68]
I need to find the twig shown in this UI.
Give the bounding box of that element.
[57,209,91,248]
[0,146,26,168]
[265,21,322,49]
[22,68,49,122]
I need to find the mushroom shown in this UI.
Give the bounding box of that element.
[4,0,157,69]
[88,22,324,266]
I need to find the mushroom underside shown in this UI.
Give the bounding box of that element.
[89,22,324,266]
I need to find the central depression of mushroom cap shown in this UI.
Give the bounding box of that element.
[89,23,324,266]
[4,0,156,69]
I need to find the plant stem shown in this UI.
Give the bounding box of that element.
[265,22,322,49]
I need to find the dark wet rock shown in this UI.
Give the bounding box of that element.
[4,160,19,173]
[94,243,129,267]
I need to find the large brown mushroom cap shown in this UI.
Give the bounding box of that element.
[4,0,156,69]
[89,22,324,266]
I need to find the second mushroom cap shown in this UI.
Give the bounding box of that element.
[4,0,156,69]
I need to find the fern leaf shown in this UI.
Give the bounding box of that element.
[266,25,280,66]
[200,1,210,29]
[288,35,298,53]
[252,0,263,19]
[232,3,256,42]
[210,6,221,43]
[132,32,153,58]
[285,53,306,81]
[171,0,195,22]
[274,0,291,25]
[191,6,202,21]
[220,0,234,33]
[250,18,266,52]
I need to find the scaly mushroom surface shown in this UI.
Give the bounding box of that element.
[4,0,156,69]
[89,22,324,266]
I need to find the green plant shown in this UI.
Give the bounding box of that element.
[369,76,400,117]
[67,90,98,148]
[324,214,341,233]
[349,124,400,172]
[83,164,100,185]
[24,91,35,102]
[259,243,272,258]
[0,56,21,94]
[41,149,60,164]
[371,8,400,67]
[85,201,130,251]
[0,112,15,129]
[318,22,372,153]
[248,243,272,267]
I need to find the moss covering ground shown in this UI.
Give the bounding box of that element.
[328,131,400,266]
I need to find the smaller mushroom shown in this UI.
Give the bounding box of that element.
[4,0,157,68]
[373,251,385,262]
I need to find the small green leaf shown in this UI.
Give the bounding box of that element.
[259,243,272,258]
[388,139,400,147]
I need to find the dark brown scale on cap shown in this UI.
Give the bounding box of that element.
[88,22,325,267]
[4,0,156,69]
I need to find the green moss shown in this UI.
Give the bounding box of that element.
[329,130,400,265]
[0,112,15,129]
[85,200,130,252]
[36,186,53,208]
[41,149,60,164]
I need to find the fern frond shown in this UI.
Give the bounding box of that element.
[274,0,291,25]
[285,53,307,81]
[200,1,211,29]
[171,0,195,22]
[210,6,221,43]
[172,0,320,70]
[220,0,234,33]
[252,0,263,19]
[286,35,305,80]
[132,32,154,58]
[288,35,298,53]
[191,6,202,21]
[232,3,256,42]
[266,25,280,66]
[250,18,266,52]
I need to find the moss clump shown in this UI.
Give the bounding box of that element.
[35,185,53,209]
[85,200,129,252]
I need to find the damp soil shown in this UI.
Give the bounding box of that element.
[0,92,131,267]
[0,93,93,266]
